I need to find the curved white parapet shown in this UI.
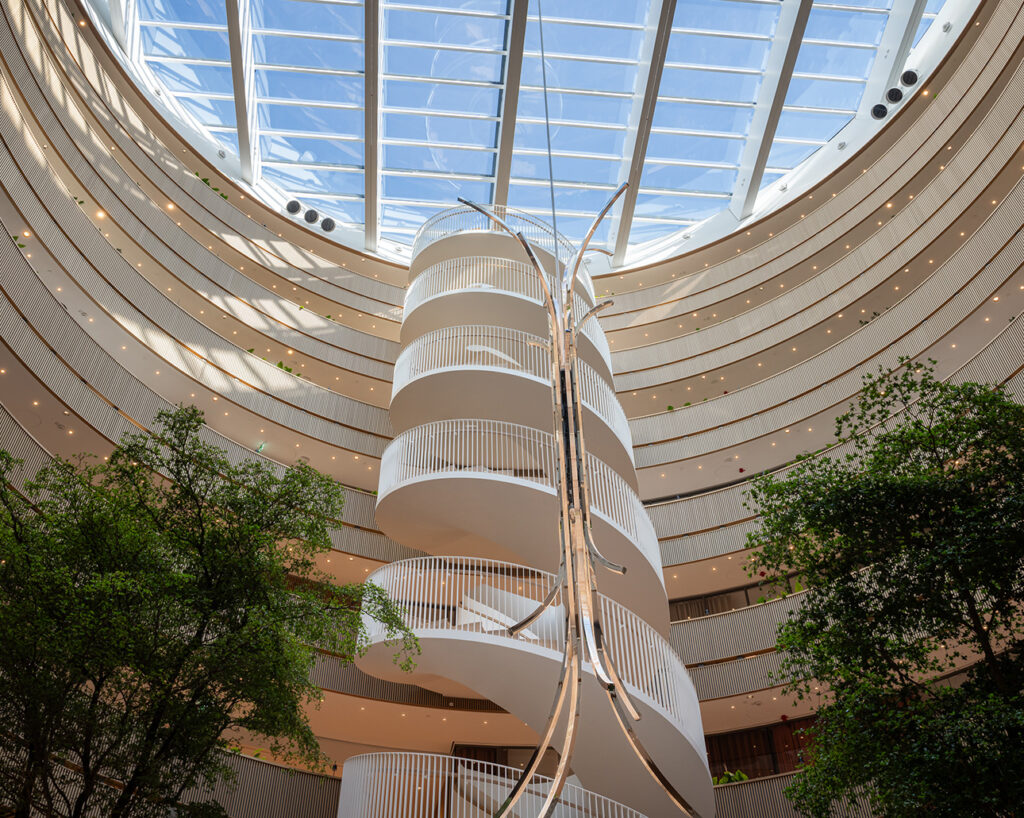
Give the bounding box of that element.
[338,751,647,818]
[412,206,579,274]
[375,420,666,632]
[357,558,714,818]
[402,256,611,380]
[390,325,634,479]
[401,256,610,379]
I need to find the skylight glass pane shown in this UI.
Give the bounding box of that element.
[507,183,620,215]
[261,134,362,166]
[650,101,754,137]
[256,69,363,104]
[141,26,230,61]
[665,35,771,72]
[765,140,821,170]
[148,61,233,95]
[259,104,364,137]
[639,163,737,195]
[252,1,361,36]
[804,7,887,45]
[178,96,236,128]
[262,164,363,195]
[138,0,226,26]
[254,35,364,72]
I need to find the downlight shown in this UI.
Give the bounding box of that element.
[886,87,904,103]
[303,208,319,224]
[871,103,888,119]
[901,68,919,86]
[321,218,336,233]
[285,200,301,214]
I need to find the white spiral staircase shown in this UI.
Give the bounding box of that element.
[344,208,714,818]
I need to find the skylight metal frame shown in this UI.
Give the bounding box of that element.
[97,0,965,264]
[729,0,813,220]
[226,0,259,184]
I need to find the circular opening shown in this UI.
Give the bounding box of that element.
[871,103,888,120]
[304,208,320,224]
[286,200,301,214]
[886,87,904,103]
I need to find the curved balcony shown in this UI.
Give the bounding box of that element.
[390,325,633,480]
[338,751,647,818]
[412,206,580,273]
[402,257,611,380]
[356,558,713,818]
[375,420,666,631]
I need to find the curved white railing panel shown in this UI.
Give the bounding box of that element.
[363,557,702,750]
[413,206,578,271]
[377,420,654,567]
[406,255,594,310]
[338,752,647,818]
[391,326,633,462]
[403,257,610,374]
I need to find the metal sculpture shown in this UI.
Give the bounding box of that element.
[456,188,705,818]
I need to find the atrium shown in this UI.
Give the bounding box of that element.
[0,0,1019,816]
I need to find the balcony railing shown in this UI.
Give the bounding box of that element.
[363,557,700,740]
[378,420,656,569]
[392,326,632,458]
[339,751,646,818]
[412,205,578,264]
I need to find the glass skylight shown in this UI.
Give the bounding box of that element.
[94,0,964,264]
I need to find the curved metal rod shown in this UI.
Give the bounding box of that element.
[564,182,628,303]
[533,648,584,818]
[493,629,577,818]
[507,566,564,637]
[605,690,707,818]
[593,622,641,722]
[584,525,625,575]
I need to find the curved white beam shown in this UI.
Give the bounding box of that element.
[610,0,676,266]
[225,0,258,185]
[728,0,813,221]
[493,0,529,209]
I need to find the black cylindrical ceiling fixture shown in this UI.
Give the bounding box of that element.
[304,208,319,224]
[286,200,301,214]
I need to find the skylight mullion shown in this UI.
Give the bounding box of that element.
[365,0,381,251]
[495,0,533,207]
[226,0,259,184]
[728,0,812,219]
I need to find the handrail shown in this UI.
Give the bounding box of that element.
[378,419,656,569]
[363,557,699,740]
[339,751,647,818]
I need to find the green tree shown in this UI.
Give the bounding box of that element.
[0,406,417,818]
[747,362,1024,817]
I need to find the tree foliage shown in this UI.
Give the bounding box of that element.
[747,361,1024,817]
[0,406,417,818]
